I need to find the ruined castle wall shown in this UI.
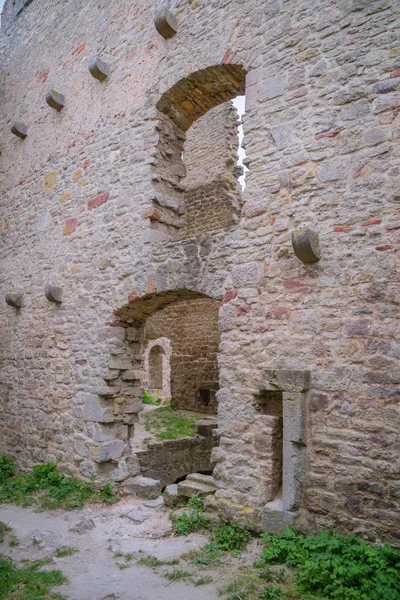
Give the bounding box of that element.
[144,299,220,413]
[0,0,399,545]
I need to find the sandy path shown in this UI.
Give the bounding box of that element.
[0,497,222,600]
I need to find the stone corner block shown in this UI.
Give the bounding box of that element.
[163,483,182,508]
[122,476,161,500]
[88,56,110,81]
[11,122,27,138]
[261,508,299,535]
[291,228,321,263]
[154,7,178,39]
[84,394,114,423]
[46,90,65,112]
[5,292,24,308]
[276,369,311,392]
[45,284,63,304]
[92,439,125,463]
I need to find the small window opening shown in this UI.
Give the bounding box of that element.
[231,95,248,191]
[255,389,283,502]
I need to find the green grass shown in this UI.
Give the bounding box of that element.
[142,390,160,405]
[0,458,117,511]
[0,522,11,544]
[53,547,79,558]
[137,554,179,567]
[165,569,192,581]
[193,575,214,586]
[0,554,68,600]
[143,406,204,441]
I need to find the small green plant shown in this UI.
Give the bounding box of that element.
[54,547,79,558]
[0,456,16,483]
[258,567,288,584]
[218,575,260,600]
[258,586,285,599]
[137,554,179,567]
[165,569,192,581]
[8,535,19,548]
[142,390,159,405]
[256,527,400,600]
[172,494,210,535]
[0,522,11,544]
[193,575,213,586]
[210,520,252,555]
[99,482,117,505]
[0,554,68,599]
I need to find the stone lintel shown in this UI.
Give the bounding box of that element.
[154,7,178,39]
[5,292,24,308]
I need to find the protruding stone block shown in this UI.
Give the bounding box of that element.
[45,284,63,304]
[5,292,24,308]
[291,228,321,263]
[177,473,217,498]
[92,440,125,463]
[84,394,114,423]
[154,8,178,39]
[123,476,161,499]
[261,508,299,534]
[46,90,65,112]
[163,484,182,507]
[11,122,27,139]
[88,56,110,81]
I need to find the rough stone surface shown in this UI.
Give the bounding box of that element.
[163,484,181,508]
[123,476,161,500]
[177,473,217,498]
[1,0,399,546]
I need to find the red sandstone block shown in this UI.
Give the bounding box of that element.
[128,290,139,303]
[63,217,78,235]
[72,41,86,55]
[266,305,291,320]
[88,192,109,210]
[375,245,395,251]
[333,226,353,232]
[362,218,381,227]
[39,68,49,83]
[390,69,400,79]
[83,159,91,169]
[141,208,162,221]
[222,290,237,304]
[75,359,87,365]
[315,130,340,140]
[236,303,251,316]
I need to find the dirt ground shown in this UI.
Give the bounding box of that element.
[0,496,260,600]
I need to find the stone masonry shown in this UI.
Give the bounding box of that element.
[0,0,399,546]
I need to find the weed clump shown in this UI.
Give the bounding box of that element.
[172,494,210,535]
[256,527,400,600]
[0,457,117,510]
[210,520,252,555]
[142,390,160,405]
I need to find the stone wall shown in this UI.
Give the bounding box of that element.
[145,298,220,413]
[136,434,215,488]
[0,0,399,546]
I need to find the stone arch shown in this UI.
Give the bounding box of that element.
[143,337,172,401]
[148,64,247,238]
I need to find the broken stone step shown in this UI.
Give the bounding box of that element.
[163,483,182,508]
[122,475,161,500]
[185,473,215,486]
[177,479,217,498]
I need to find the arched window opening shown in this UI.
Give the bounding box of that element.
[151,64,247,239]
[143,338,172,402]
